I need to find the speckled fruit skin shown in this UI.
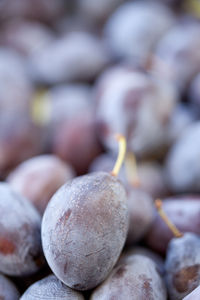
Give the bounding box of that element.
[0,274,20,300]
[165,233,200,300]
[20,274,84,300]
[90,254,167,300]
[42,171,128,291]
[0,183,44,276]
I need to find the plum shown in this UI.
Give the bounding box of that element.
[52,111,102,174]
[0,20,55,57]
[165,122,200,193]
[7,155,75,215]
[20,274,84,300]
[0,183,44,276]
[42,171,128,290]
[126,187,154,245]
[104,1,175,65]
[0,274,20,300]
[0,113,44,177]
[152,19,200,92]
[146,196,200,254]
[90,254,167,299]
[95,66,177,158]
[29,32,109,85]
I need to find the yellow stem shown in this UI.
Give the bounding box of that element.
[155,199,183,238]
[111,134,126,177]
[125,152,140,187]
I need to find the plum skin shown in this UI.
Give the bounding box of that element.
[42,171,128,291]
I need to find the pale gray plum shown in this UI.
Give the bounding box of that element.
[95,66,177,158]
[0,48,33,114]
[42,172,128,290]
[90,254,167,300]
[152,20,200,92]
[0,20,55,57]
[118,246,165,276]
[20,275,84,300]
[0,274,20,300]
[165,233,200,300]
[104,1,175,65]
[165,122,200,193]
[7,155,75,215]
[29,32,109,84]
[0,183,44,276]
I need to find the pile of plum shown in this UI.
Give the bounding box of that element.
[1,0,200,299]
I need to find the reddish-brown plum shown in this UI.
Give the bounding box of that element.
[7,155,75,215]
[53,111,102,174]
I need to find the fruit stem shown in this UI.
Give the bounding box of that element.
[31,89,51,125]
[111,134,126,177]
[125,152,140,187]
[155,199,183,238]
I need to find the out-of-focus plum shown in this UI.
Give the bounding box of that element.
[95,66,177,158]
[7,155,75,215]
[0,20,55,57]
[0,183,44,276]
[0,114,44,176]
[152,20,200,92]
[0,274,20,300]
[52,111,102,174]
[165,122,200,193]
[0,48,33,114]
[29,32,110,85]
[104,1,175,65]
[0,0,66,23]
